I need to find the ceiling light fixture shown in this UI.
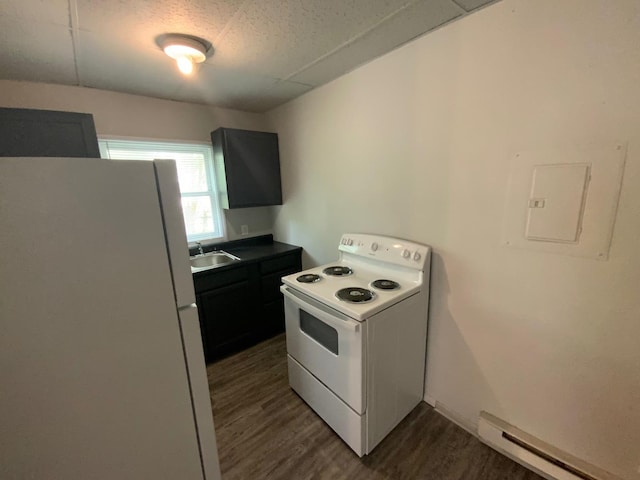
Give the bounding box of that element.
[161,35,207,75]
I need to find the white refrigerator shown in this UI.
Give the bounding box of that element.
[0,157,222,480]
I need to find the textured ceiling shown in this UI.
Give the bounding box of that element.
[0,0,500,112]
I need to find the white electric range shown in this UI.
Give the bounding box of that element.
[281,233,431,456]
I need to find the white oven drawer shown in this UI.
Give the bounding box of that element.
[288,355,365,457]
[282,286,365,414]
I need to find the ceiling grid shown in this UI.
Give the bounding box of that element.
[0,0,501,112]
[67,0,82,86]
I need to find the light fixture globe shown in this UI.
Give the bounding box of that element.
[161,35,207,75]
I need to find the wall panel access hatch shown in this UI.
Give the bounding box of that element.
[525,163,590,243]
[502,143,627,260]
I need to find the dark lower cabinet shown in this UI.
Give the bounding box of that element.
[262,299,287,335]
[259,260,301,335]
[198,281,254,360]
[194,249,302,363]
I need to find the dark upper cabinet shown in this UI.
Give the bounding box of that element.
[211,127,282,209]
[0,107,100,158]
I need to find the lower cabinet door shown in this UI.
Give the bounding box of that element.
[260,265,303,330]
[263,298,285,335]
[198,280,254,360]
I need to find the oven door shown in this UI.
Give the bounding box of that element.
[281,286,365,414]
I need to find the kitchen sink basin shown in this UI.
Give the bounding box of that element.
[190,251,240,271]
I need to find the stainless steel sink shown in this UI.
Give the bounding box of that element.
[190,251,240,271]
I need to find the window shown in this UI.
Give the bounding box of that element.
[99,139,224,242]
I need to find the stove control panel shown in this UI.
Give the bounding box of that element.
[339,233,431,270]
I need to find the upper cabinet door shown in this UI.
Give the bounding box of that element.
[0,107,100,158]
[211,127,283,209]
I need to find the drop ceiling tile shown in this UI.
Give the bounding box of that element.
[289,0,462,86]
[452,0,498,12]
[77,30,184,100]
[236,80,314,112]
[0,19,77,83]
[0,0,69,26]
[212,0,416,78]
[76,0,245,47]
[171,64,283,111]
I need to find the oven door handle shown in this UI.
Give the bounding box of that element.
[281,286,360,333]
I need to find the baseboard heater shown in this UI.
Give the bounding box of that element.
[477,412,620,480]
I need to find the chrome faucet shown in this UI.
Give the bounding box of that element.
[196,241,204,256]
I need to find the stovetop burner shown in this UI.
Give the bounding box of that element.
[336,287,375,303]
[323,266,353,276]
[371,279,400,290]
[296,274,321,283]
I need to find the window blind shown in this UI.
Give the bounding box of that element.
[99,139,224,242]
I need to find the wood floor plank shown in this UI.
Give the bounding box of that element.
[207,334,544,480]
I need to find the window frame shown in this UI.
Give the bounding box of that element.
[98,137,226,243]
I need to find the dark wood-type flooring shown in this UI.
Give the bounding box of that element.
[206,334,543,480]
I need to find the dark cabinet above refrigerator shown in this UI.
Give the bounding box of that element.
[211,127,282,209]
[0,107,100,158]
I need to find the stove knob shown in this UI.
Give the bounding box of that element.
[413,252,421,261]
[402,249,410,258]
[347,239,353,246]
[371,242,378,251]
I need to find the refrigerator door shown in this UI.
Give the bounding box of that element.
[153,159,196,308]
[179,305,222,480]
[154,159,222,480]
[0,157,204,479]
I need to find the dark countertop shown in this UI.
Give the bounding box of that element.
[224,241,301,262]
[191,234,302,277]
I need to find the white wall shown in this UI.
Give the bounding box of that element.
[267,1,640,479]
[0,80,274,241]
